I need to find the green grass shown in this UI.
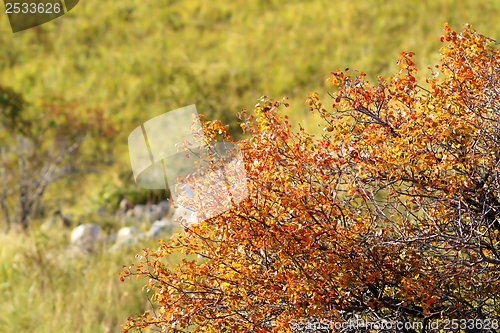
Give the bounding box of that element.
[1,0,499,140]
[0,224,188,333]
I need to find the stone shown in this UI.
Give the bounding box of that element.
[143,204,159,221]
[132,205,145,219]
[120,201,171,224]
[119,198,133,211]
[108,226,145,253]
[146,220,175,239]
[158,200,171,216]
[129,203,170,222]
[115,226,142,244]
[70,223,101,250]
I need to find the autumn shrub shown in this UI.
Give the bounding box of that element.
[120,23,500,332]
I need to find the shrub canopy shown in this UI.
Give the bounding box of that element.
[121,23,500,332]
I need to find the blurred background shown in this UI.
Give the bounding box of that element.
[0,0,499,331]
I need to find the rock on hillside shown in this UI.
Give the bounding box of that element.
[146,220,175,239]
[70,223,101,250]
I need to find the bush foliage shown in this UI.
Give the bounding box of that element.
[121,23,500,332]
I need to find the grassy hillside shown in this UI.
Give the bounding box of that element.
[1,0,500,331]
[1,0,500,213]
[1,0,499,136]
[0,226,185,333]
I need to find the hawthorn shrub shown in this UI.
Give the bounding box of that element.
[120,23,500,332]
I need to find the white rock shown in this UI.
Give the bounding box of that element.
[146,220,175,238]
[108,227,145,253]
[132,205,145,218]
[115,226,142,244]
